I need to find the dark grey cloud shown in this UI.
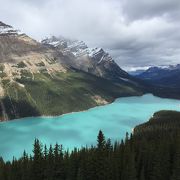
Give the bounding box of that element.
[0,0,179,69]
[121,0,180,21]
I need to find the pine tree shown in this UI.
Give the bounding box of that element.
[43,145,48,179]
[97,130,106,150]
[44,145,48,160]
[21,150,30,180]
[47,144,54,180]
[96,130,109,179]
[171,134,180,180]
[53,143,65,180]
[140,167,145,180]
[106,138,113,152]
[121,138,137,180]
[32,139,43,180]
[0,157,4,180]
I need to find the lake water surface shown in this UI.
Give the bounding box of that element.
[0,94,180,161]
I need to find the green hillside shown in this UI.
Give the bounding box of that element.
[0,69,143,120]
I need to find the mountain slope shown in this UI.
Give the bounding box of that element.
[0,22,144,121]
[1,69,143,120]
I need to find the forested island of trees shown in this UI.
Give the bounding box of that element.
[0,110,180,180]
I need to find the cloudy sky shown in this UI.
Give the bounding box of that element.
[0,0,180,69]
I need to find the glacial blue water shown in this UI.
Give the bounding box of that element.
[0,94,180,161]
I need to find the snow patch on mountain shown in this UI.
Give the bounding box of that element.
[0,21,22,35]
[41,36,114,64]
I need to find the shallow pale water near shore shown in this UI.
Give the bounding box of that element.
[0,94,180,161]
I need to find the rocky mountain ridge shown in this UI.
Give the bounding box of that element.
[42,36,132,82]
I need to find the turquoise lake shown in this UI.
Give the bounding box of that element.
[0,94,180,161]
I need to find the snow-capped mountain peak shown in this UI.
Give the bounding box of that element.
[41,36,114,64]
[145,64,180,73]
[0,21,22,35]
[41,36,129,80]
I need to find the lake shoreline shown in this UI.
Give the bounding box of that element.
[1,94,144,123]
[1,93,180,123]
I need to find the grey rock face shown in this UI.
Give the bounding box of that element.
[42,36,131,81]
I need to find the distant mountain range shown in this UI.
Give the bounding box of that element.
[0,21,144,121]
[136,64,180,88]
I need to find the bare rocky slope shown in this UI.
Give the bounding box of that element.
[0,22,144,121]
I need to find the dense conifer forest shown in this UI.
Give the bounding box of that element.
[0,110,180,180]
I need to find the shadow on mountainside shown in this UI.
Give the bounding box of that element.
[0,97,40,121]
